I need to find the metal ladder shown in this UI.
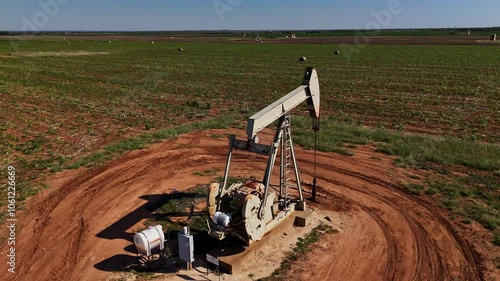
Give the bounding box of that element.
[280,114,294,209]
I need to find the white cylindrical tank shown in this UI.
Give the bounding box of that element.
[134,225,165,256]
[213,212,231,227]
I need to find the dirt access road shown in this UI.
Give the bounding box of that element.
[0,129,493,281]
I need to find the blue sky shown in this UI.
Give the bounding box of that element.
[1,0,499,31]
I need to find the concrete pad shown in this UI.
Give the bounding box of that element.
[294,209,314,227]
[208,209,313,274]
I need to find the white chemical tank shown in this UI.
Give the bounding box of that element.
[213,211,231,228]
[134,225,165,256]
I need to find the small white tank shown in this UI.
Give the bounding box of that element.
[134,225,165,256]
[213,212,231,228]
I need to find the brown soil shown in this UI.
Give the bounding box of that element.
[0,129,496,281]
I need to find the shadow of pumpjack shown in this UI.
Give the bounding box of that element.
[94,194,164,272]
[95,192,206,240]
[95,194,165,242]
[93,192,208,273]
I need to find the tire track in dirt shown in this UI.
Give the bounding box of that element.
[11,141,189,280]
[363,208,399,281]
[15,163,135,280]
[296,153,482,281]
[10,134,215,281]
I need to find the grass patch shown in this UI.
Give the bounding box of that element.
[64,115,234,169]
[0,176,48,227]
[294,115,499,243]
[407,174,421,180]
[128,270,158,280]
[145,185,209,235]
[377,135,499,171]
[493,233,500,247]
[423,176,499,236]
[215,175,253,186]
[293,116,500,172]
[463,203,499,231]
[461,218,472,224]
[192,167,221,177]
[403,183,425,195]
[425,188,439,196]
[260,223,337,281]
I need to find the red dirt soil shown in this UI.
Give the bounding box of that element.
[0,129,495,281]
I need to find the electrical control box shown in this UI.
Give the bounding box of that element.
[178,231,194,263]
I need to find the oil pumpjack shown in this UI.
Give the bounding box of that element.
[207,67,320,245]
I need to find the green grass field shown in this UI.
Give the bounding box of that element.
[0,37,499,241]
[2,39,498,139]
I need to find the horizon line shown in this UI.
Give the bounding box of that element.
[2,26,500,34]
